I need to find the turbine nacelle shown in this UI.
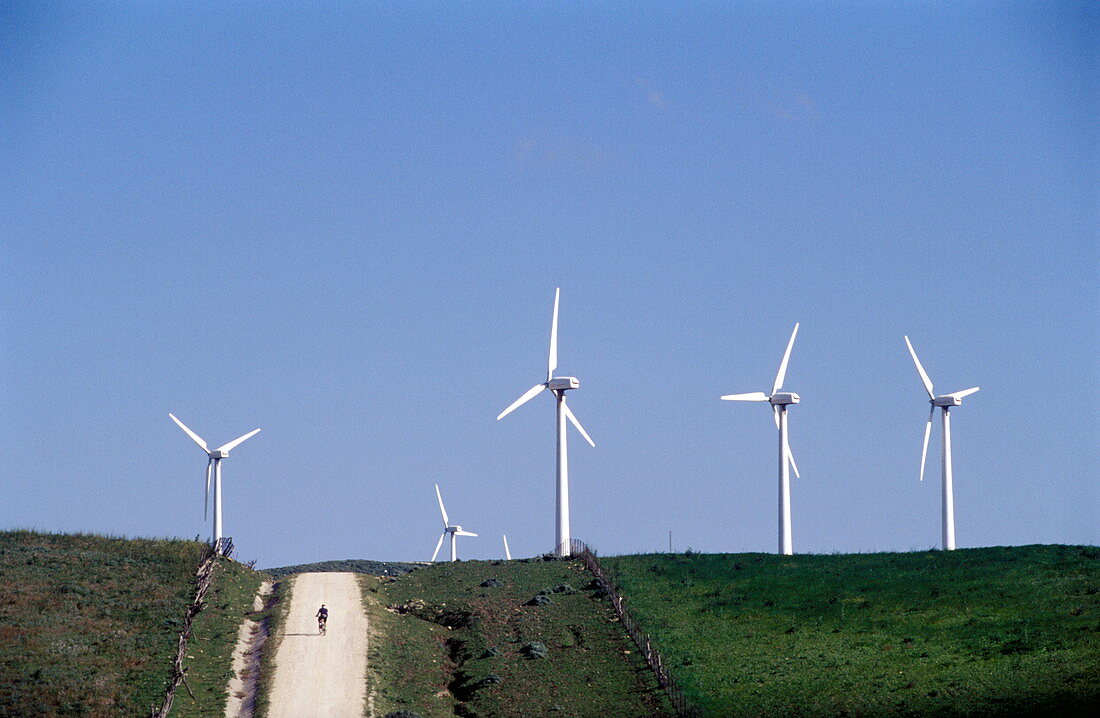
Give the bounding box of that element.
[770,392,800,406]
[547,376,579,391]
[933,395,963,407]
[210,449,231,459]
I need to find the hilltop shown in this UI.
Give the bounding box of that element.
[603,544,1100,717]
[263,557,421,579]
[0,530,263,718]
[4,534,1094,718]
[362,556,674,717]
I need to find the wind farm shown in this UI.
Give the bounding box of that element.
[2,3,1094,716]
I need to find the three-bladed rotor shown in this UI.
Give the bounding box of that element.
[903,336,979,482]
[169,413,260,538]
[496,288,596,447]
[721,322,802,477]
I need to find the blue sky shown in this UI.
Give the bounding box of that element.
[2,2,1096,568]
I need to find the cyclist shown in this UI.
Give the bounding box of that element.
[316,604,329,634]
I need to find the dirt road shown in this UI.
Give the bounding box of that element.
[267,572,369,718]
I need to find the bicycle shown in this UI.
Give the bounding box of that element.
[318,616,327,635]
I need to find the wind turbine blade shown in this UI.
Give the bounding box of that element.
[562,402,595,447]
[904,336,935,399]
[204,459,212,522]
[431,533,446,563]
[496,384,547,421]
[772,405,781,430]
[786,440,801,479]
[435,484,449,527]
[456,530,478,537]
[720,392,769,401]
[547,287,560,383]
[947,387,980,400]
[771,323,800,395]
[919,407,934,482]
[503,534,512,560]
[217,428,261,453]
[169,413,209,453]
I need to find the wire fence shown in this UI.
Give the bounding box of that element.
[562,538,702,718]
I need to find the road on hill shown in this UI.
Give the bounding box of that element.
[266,572,369,718]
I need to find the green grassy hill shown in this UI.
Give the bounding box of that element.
[363,556,674,718]
[603,545,1100,718]
[0,530,262,718]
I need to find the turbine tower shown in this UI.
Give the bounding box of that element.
[431,484,477,562]
[904,336,980,551]
[169,413,260,555]
[497,288,595,557]
[721,323,802,555]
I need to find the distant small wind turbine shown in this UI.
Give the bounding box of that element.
[497,288,596,556]
[169,413,260,555]
[503,534,512,561]
[904,336,980,551]
[721,323,802,555]
[431,484,477,563]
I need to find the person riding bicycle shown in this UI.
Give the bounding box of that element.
[316,604,328,633]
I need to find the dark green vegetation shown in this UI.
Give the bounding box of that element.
[264,558,420,578]
[604,545,1100,718]
[362,557,673,718]
[0,530,262,718]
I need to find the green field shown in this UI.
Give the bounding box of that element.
[362,557,673,718]
[603,545,1100,717]
[0,530,262,718]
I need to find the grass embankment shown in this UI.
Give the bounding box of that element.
[361,557,673,718]
[0,530,263,717]
[169,557,265,718]
[604,545,1100,717]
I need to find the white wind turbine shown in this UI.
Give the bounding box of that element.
[497,288,595,557]
[904,336,980,551]
[721,323,802,555]
[431,484,478,563]
[168,413,260,554]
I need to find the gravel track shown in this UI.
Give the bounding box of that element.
[267,572,368,718]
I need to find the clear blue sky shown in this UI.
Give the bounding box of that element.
[2,2,1096,568]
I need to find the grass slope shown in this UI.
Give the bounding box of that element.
[0,530,262,718]
[362,557,673,718]
[604,545,1100,718]
[170,558,264,718]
